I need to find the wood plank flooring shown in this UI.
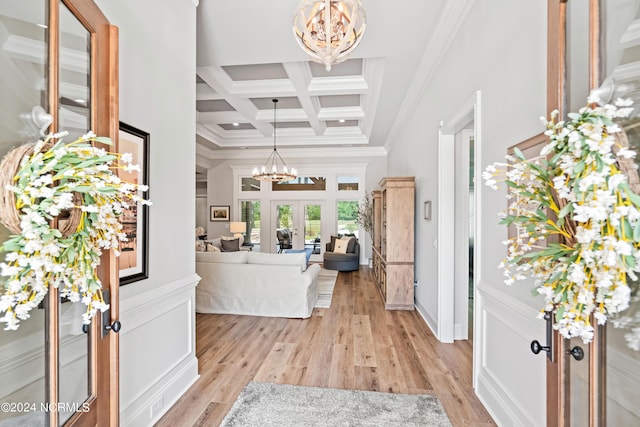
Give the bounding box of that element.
[155,267,495,426]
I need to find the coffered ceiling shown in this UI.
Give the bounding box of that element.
[195,1,474,164]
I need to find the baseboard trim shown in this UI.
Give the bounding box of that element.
[121,356,199,426]
[415,300,438,338]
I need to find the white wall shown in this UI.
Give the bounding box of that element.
[385,0,547,424]
[94,1,199,425]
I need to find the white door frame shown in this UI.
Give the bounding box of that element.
[437,91,481,357]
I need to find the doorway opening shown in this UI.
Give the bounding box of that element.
[454,129,475,341]
[437,90,481,388]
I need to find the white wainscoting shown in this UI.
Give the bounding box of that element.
[474,284,546,427]
[119,274,200,426]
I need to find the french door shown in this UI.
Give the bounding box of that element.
[0,1,119,425]
[271,201,324,262]
[542,1,640,425]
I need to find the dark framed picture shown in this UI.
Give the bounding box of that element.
[118,122,150,285]
[507,132,549,245]
[210,205,230,222]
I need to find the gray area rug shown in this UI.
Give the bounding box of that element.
[314,268,338,309]
[220,381,452,427]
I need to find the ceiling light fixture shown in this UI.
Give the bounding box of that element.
[252,99,297,182]
[292,0,366,72]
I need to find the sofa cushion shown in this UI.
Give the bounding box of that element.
[247,251,307,272]
[221,238,240,252]
[196,251,248,264]
[206,238,222,250]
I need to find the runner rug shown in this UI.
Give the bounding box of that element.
[220,381,452,427]
[314,268,339,309]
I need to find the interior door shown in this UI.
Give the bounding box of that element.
[543,1,640,425]
[0,1,118,425]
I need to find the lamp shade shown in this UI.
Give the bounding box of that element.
[230,222,247,234]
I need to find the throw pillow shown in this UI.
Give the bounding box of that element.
[221,234,244,246]
[195,241,206,252]
[329,235,340,252]
[207,244,221,252]
[334,239,349,254]
[221,238,240,252]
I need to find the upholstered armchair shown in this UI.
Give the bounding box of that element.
[323,235,360,271]
[276,229,293,253]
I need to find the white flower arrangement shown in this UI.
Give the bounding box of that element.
[0,131,151,330]
[483,95,640,350]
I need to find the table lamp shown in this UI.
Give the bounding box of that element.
[229,222,246,239]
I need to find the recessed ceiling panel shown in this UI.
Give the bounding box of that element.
[309,58,363,77]
[326,120,359,127]
[222,63,287,81]
[318,95,361,108]
[251,97,301,109]
[219,123,255,130]
[273,121,311,128]
[196,99,235,112]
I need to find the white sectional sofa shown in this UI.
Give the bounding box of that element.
[195,251,320,318]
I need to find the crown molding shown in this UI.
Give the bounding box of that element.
[384,0,477,153]
[197,145,387,161]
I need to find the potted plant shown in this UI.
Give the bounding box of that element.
[356,192,374,267]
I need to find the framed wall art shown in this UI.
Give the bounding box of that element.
[210,205,230,222]
[118,121,150,285]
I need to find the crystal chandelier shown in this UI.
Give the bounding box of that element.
[292,0,366,72]
[252,99,297,182]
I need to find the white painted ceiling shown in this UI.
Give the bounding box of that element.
[195,1,453,163]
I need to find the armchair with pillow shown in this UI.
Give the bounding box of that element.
[323,235,360,271]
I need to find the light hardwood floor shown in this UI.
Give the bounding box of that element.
[156,267,495,426]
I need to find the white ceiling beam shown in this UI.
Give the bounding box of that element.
[198,65,273,136]
[307,75,368,95]
[317,106,365,120]
[360,58,386,138]
[283,61,325,136]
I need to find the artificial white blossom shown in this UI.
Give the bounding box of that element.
[0,132,150,330]
[483,96,640,350]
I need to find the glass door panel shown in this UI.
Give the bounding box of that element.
[600,0,640,425]
[240,201,261,251]
[303,203,322,262]
[271,201,324,258]
[567,337,589,427]
[274,203,294,253]
[57,4,93,424]
[0,1,47,425]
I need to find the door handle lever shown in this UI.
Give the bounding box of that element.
[104,320,121,334]
[530,311,553,361]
